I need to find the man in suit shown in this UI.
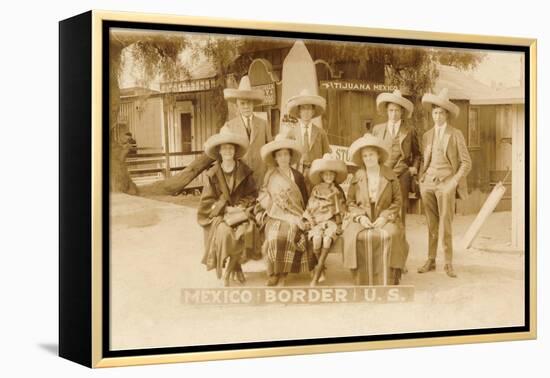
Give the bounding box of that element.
[417,89,472,278]
[221,75,272,186]
[285,88,331,192]
[371,89,421,226]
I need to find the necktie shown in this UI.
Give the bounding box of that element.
[303,124,310,163]
[245,117,251,138]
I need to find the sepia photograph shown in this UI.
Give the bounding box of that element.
[106,23,529,353]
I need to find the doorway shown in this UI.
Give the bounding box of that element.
[180,113,192,153]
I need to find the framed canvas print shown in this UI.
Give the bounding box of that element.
[59,10,537,368]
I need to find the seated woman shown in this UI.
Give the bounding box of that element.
[343,134,409,285]
[256,133,316,286]
[197,129,260,287]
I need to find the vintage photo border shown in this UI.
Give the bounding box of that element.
[88,10,537,367]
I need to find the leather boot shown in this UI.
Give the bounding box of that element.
[223,271,231,287]
[278,273,288,287]
[266,274,279,286]
[391,268,402,285]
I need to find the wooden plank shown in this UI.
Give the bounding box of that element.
[126,158,165,166]
[479,105,496,189]
[127,151,204,158]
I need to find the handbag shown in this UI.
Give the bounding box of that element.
[223,207,249,227]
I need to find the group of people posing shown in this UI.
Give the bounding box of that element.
[197,76,471,287]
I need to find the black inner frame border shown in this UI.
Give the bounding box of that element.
[101,19,531,359]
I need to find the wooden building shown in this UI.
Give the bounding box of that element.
[433,65,524,217]
[118,47,525,230]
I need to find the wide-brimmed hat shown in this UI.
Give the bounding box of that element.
[348,133,390,166]
[376,89,414,119]
[287,88,326,119]
[260,133,302,166]
[223,75,264,104]
[204,129,249,160]
[309,153,348,185]
[421,88,460,119]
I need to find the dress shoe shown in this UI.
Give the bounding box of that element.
[417,259,436,273]
[444,264,457,278]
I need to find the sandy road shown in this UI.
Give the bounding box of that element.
[109,193,525,350]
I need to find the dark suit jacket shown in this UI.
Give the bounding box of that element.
[371,120,421,176]
[282,122,331,169]
[419,125,472,199]
[221,114,273,185]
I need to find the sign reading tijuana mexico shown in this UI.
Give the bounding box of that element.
[321,80,399,92]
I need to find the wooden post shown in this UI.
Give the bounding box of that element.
[163,105,171,178]
[511,104,525,249]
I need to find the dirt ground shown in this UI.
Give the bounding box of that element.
[109,193,525,351]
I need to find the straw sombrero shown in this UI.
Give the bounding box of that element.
[309,153,348,185]
[204,129,249,161]
[287,88,326,119]
[348,133,390,166]
[260,133,302,166]
[376,89,414,119]
[421,88,460,119]
[223,75,264,104]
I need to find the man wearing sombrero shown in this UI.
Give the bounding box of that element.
[286,88,331,191]
[221,75,273,186]
[372,89,421,227]
[417,88,472,278]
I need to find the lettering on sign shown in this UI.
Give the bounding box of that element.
[181,286,415,305]
[253,83,277,106]
[321,80,399,92]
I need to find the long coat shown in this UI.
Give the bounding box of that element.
[221,115,273,186]
[197,161,260,278]
[342,165,408,271]
[371,120,421,176]
[418,125,472,199]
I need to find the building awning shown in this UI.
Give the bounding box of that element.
[435,64,524,105]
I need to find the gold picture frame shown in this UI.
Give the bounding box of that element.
[59,10,537,368]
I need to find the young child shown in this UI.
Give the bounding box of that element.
[302,153,348,286]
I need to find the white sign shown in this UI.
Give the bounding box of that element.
[321,80,398,92]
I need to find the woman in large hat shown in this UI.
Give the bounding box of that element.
[197,129,260,286]
[342,134,409,285]
[255,133,315,286]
